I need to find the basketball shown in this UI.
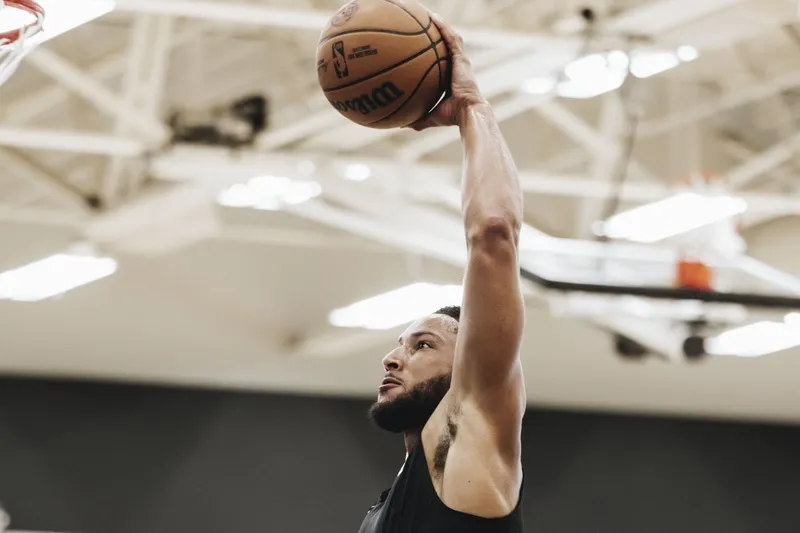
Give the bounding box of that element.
[316,0,450,129]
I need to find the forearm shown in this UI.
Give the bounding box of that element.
[458,104,523,244]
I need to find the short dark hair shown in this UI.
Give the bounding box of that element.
[433,305,460,322]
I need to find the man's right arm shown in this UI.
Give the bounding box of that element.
[411,14,526,458]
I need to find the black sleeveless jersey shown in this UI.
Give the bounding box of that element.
[358,437,524,533]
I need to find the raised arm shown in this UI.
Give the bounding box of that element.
[456,102,525,398]
[410,15,526,445]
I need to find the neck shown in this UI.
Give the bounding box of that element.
[403,431,420,454]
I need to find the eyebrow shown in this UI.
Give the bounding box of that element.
[398,331,445,345]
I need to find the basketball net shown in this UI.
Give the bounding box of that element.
[671,170,746,291]
[0,0,45,87]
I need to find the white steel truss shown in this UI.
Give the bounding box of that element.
[0,0,798,365]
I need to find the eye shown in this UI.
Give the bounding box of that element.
[416,340,433,350]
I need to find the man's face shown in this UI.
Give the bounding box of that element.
[367,314,458,433]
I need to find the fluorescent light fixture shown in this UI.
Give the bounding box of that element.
[521,73,623,99]
[559,51,627,98]
[217,175,322,211]
[676,45,699,62]
[594,192,747,243]
[785,312,800,329]
[629,51,680,79]
[5,0,116,50]
[520,77,556,95]
[522,45,699,99]
[706,317,800,357]
[329,283,463,330]
[0,252,117,302]
[344,163,371,182]
[558,75,624,99]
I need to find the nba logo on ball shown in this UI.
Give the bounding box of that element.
[316,0,450,129]
[332,41,349,78]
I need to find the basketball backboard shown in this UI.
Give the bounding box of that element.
[518,236,800,329]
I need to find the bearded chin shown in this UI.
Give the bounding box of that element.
[367,374,452,433]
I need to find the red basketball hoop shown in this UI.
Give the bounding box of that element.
[0,0,45,86]
[670,170,747,292]
[675,259,714,292]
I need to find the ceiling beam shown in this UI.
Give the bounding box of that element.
[0,126,144,156]
[112,0,563,49]
[719,135,798,187]
[0,131,795,215]
[103,15,176,206]
[107,0,582,155]
[534,101,659,182]
[605,0,748,35]
[407,66,800,165]
[2,142,791,361]
[385,0,763,161]
[151,145,800,213]
[218,226,393,251]
[25,49,169,143]
[104,15,161,205]
[83,182,221,255]
[638,68,800,139]
[278,189,683,360]
[726,131,800,190]
[0,205,85,226]
[0,149,91,214]
[499,63,800,217]
[396,91,549,161]
[576,94,626,238]
[3,24,207,127]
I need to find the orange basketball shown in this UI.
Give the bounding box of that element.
[316,0,450,129]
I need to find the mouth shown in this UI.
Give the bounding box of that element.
[379,376,403,391]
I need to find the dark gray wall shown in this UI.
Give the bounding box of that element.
[0,377,799,533]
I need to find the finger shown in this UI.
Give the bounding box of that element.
[428,12,464,57]
[405,117,432,131]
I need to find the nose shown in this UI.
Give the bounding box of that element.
[382,348,402,372]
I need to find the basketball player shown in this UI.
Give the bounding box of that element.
[359,12,525,533]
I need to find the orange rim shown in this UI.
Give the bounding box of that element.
[0,0,45,44]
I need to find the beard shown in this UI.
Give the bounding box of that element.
[367,374,451,433]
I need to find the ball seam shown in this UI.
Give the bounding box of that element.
[319,26,428,45]
[364,56,447,126]
[379,0,443,95]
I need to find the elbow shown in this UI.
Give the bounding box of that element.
[466,216,520,252]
